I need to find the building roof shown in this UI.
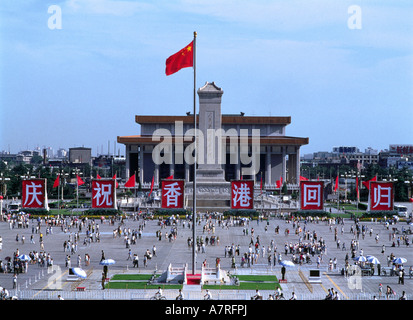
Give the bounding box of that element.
[117,135,308,146]
[135,115,291,125]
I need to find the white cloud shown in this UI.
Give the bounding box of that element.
[64,0,155,16]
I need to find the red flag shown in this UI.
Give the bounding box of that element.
[300,176,309,181]
[165,41,194,76]
[148,176,154,197]
[77,175,85,186]
[276,176,283,189]
[334,175,339,192]
[166,174,174,179]
[97,174,102,179]
[356,177,360,201]
[112,174,119,188]
[124,174,136,188]
[53,175,60,188]
[362,176,377,190]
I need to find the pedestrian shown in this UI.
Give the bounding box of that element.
[127,249,132,260]
[101,272,105,290]
[133,254,139,268]
[398,269,404,285]
[12,273,17,289]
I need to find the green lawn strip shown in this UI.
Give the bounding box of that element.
[110,274,155,281]
[236,275,278,282]
[203,275,280,290]
[203,282,281,291]
[105,282,182,289]
[106,274,281,290]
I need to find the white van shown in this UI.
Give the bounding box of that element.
[394,205,408,217]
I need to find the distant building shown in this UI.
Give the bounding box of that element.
[118,81,309,189]
[56,148,68,158]
[69,147,92,165]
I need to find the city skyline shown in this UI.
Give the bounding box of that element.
[1,1,412,155]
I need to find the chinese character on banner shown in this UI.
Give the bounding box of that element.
[22,179,46,208]
[370,181,393,211]
[162,180,184,209]
[92,179,116,209]
[300,181,324,210]
[231,180,254,209]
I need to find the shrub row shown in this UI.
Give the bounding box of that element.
[292,210,331,218]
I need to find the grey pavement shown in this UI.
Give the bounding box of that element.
[0,209,412,300]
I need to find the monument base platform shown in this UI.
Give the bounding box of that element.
[185,180,231,212]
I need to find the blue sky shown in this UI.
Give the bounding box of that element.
[1,0,412,156]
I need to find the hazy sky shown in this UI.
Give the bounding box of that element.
[1,0,412,156]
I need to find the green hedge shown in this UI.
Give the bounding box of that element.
[293,210,331,218]
[362,210,397,218]
[222,209,259,217]
[18,208,49,215]
[83,209,122,216]
[154,208,191,216]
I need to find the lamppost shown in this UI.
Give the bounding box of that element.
[0,173,10,221]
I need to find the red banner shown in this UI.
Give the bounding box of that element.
[300,181,324,210]
[231,180,254,209]
[161,180,184,209]
[92,179,116,209]
[369,181,394,211]
[22,179,46,209]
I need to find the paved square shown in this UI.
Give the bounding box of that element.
[0,207,412,300]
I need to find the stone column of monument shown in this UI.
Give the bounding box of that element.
[197,81,225,181]
[186,82,231,211]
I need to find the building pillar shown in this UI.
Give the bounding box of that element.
[185,161,190,182]
[155,163,159,186]
[139,145,144,186]
[296,147,300,184]
[282,146,286,183]
[170,145,175,177]
[125,146,130,179]
[266,147,271,186]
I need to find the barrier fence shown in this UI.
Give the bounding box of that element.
[9,289,411,300]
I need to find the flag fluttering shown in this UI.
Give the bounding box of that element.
[334,175,339,192]
[124,174,136,188]
[53,175,60,188]
[112,174,119,188]
[148,176,154,197]
[77,175,85,186]
[165,41,194,76]
[362,176,377,190]
[276,176,283,189]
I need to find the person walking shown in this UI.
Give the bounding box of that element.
[398,269,404,285]
[12,273,17,289]
[101,272,106,290]
[133,254,139,268]
[378,283,383,298]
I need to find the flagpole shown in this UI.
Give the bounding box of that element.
[57,173,60,216]
[192,31,197,275]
